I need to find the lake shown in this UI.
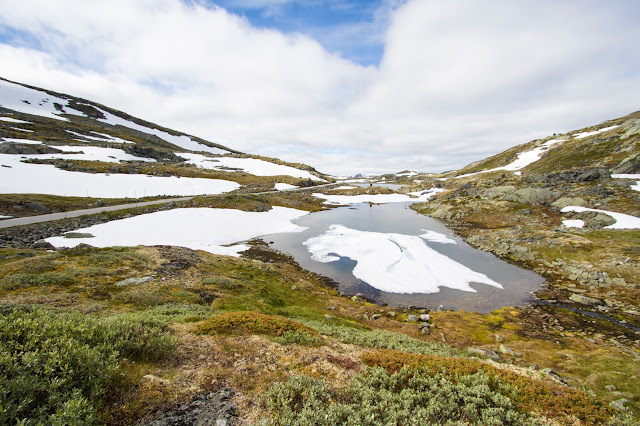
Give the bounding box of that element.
[263,202,544,313]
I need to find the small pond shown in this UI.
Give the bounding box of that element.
[263,202,544,313]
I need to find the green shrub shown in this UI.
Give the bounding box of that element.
[202,276,241,290]
[195,311,318,337]
[274,330,325,347]
[0,306,176,424]
[2,272,75,290]
[121,303,217,326]
[301,319,461,358]
[82,247,147,267]
[259,367,535,425]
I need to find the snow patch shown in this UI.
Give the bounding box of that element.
[0,79,84,121]
[26,145,156,163]
[332,186,357,190]
[419,230,457,244]
[562,219,585,228]
[46,207,308,256]
[561,206,640,229]
[315,187,443,205]
[612,174,640,192]
[10,127,34,133]
[0,117,31,124]
[303,225,502,294]
[180,152,323,179]
[0,153,239,198]
[572,125,620,139]
[275,183,298,191]
[0,138,42,145]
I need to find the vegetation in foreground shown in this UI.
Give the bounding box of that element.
[0,243,636,424]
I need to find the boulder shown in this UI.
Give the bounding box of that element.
[569,293,603,306]
[551,197,586,210]
[505,187,558,205]
[0,142,62,155]
[482,185,517,199]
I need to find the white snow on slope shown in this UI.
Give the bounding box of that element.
[180,152,323,180]
[419,230,457,244]
[93,108,230,155]
[314,188,443,205]
[0,215,13,220]
[46,207,308,256]
[455,139,565,179]
[66,130,134,144]
[561,206,640,229]
[0,117,31,124]
[332,186,357,190]
[275,183,298,191]
[572,125,620,139]
[0,153,239,198]
[304,225,502,294]
[613,174,640,192]
[0,79,84,121]
[11,127,34,133]
[17,145,155,163]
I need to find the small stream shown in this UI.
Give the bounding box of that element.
[263,202,544,313]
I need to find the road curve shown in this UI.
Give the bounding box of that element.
[0,197,193,229]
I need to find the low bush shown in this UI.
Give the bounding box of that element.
[0,305,176,424]
[362,349,618,425]
[274,330,325,347]
[121,303,217,326]
[301,319,461,357]
[1,272,75,290]
[195,311,318,338]
[260,366,534,425]
[202,276,241,290]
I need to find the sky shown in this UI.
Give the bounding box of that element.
[0,0,639,176]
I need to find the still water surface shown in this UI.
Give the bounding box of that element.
[263,203,544,313]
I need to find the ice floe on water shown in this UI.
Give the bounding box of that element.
[313,188,443,205]
[0,153,239,198]
[46,207,309,256]
[180,152,324,180]
[274,183,298,191]
[561,206,640,229]
[303,225,502,294]
[419,230,457,244]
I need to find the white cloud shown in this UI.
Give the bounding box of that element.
[0,0,639,176]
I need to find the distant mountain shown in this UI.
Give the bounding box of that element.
[449,110,640,177]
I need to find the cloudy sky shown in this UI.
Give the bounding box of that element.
[1,0,639,176]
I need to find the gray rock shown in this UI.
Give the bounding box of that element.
[505,187,558,205]
[31,240,55,249]
[420,314,431,321]
[115,276,155,287]
[291,285,298,290]
[551,197,586,209]
[583,212,617,229]
[24,202,51,213]
[142,388,237,425]
[406,315,420,322]
[541,368,567,385]
[569,293,603,306]
[324,314,335,320]
[64,232,95,239]
[467,347,502,362]
[326,306,335,311]
[609,398,631,413]
[499,344,522,357]
[482,185,517,199]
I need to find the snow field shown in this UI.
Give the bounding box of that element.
[0,153,239,198]
[274,183,298,191]
[314,187,444,205]
[46,207,309,256]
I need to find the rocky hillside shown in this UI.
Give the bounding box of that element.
[448,110,640,177]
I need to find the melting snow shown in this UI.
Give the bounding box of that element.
[10,127,34,132]
[314,188,443,205]
[26,145,156,163]
[180,152,323,180]
[0,153,239,198]
[562,219,585,228]
[332,186,357,190]
[46,207,308,256]
[275,183,298,191]
[572,125,620,139]
[0,117,31,124]
[303,225,502,294]
[419,230,457,244]
[561,206,640,229]
[66,130,134,144]
[0,79,84,121]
